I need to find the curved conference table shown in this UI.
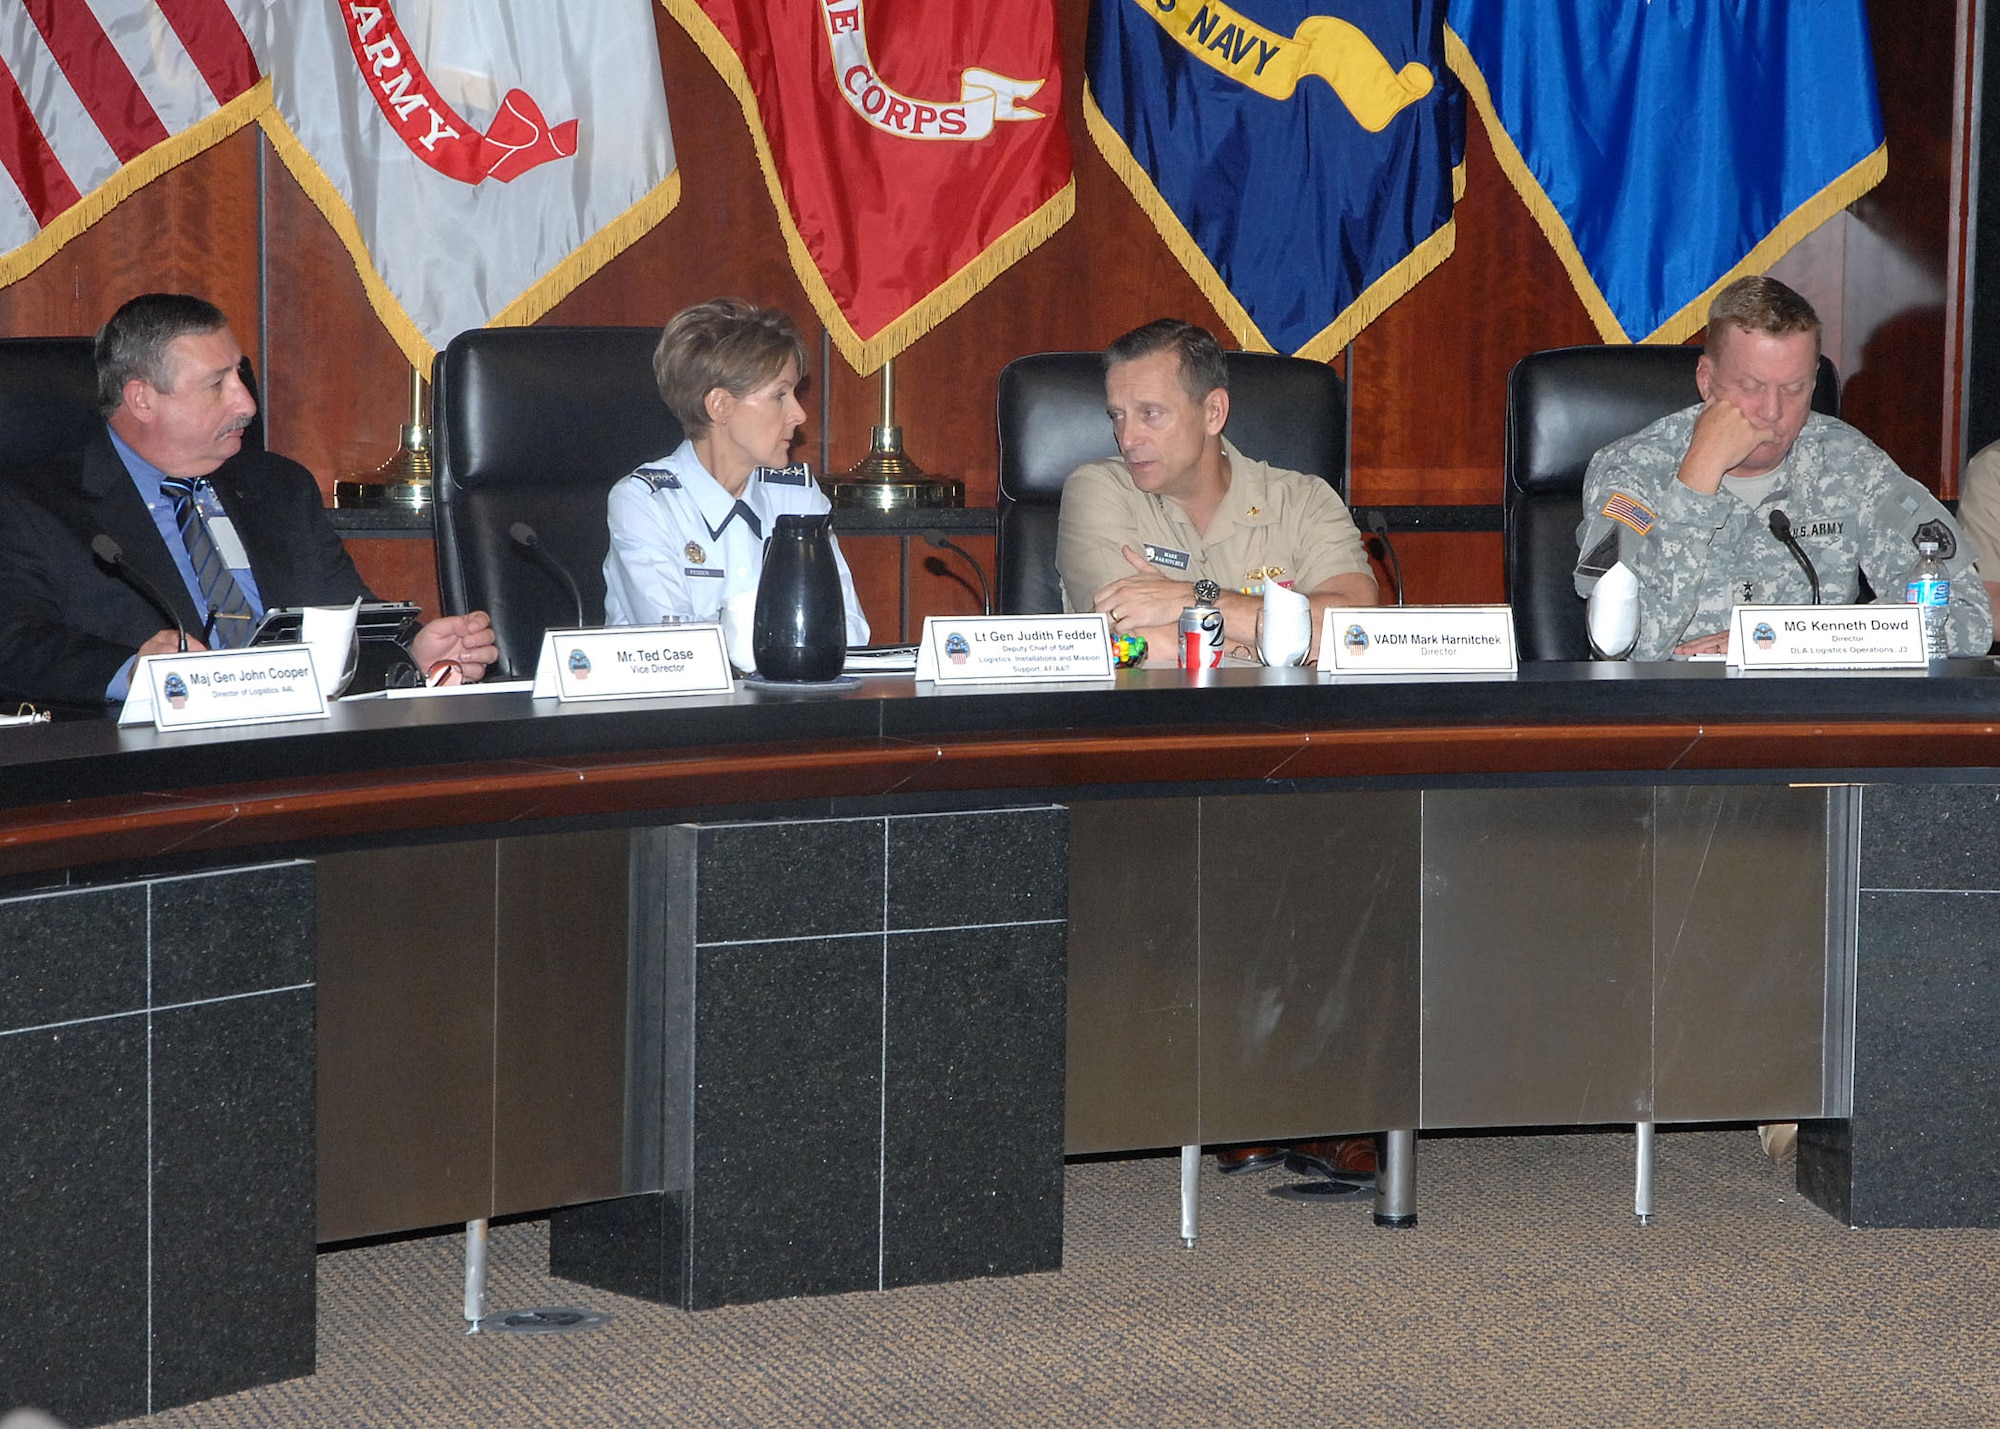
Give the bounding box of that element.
[8,661,2000,1423]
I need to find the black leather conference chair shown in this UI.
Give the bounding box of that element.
[995,351,1347,615]
[0,335,264,471]
[1504,345,1839,660]
[432,326,681,679]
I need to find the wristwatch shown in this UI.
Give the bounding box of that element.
[1192,578,1222,606]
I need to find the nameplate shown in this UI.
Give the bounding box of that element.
[119,645,328,731]
[529,624,733,701]
[1317,605,1518,675]
[915,614,1114,683]
[1726,604,1928,670]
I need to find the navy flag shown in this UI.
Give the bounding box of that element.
[1087,0,1463,359]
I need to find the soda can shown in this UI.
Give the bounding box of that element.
[1179,605,1224,669]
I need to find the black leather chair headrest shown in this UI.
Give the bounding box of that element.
[432,325,682,678]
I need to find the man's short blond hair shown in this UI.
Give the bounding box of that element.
[1705,276,1822,356]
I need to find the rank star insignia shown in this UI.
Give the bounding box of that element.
[684,541,706,564]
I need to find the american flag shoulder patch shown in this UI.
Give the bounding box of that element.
[1602,493,1656,536]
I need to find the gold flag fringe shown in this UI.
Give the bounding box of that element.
[258,108,683,374]
[1445,25,1888,346]
[1084,86,1454,361]
[0,79,272,290]
[661,0,1073,376]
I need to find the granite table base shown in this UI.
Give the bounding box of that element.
[1802,783,2000,1227]
[0,862,316,1427]
[552,807,1068,1310]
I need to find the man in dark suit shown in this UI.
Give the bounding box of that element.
[0,293,495,707]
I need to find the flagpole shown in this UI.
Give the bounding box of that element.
[334,366,434,511]
[831,357,963,511]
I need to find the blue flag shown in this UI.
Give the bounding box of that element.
[1445,0,1886,344]
[1087,0,1464,359]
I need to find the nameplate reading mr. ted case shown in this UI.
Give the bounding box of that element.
[530,624,734,701]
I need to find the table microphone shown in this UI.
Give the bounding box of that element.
[923,535,992,615]
[1364,509,1405,606]
[91,534,188,650]
[1767,509,1820,605]
[509,522,586,627]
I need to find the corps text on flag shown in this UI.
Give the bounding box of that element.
[668,0,1076,374]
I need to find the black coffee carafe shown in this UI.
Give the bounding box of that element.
[752,513,846,681]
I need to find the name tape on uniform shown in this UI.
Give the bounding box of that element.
[1726,604,1928,670]
[119,645,329,731]
[530,625,734,701]
[1317,606,1518,676]
[915,614,1114,683]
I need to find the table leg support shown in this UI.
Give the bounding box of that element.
[464,1218,489,1333]
[1634,1121,1655,1225]
[1179,1144,1200,1248]
[1373,1130,1416,1228]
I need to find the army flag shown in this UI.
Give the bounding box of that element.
[666,0,1076,375]
[1445,0,1887,344]
[1087,0,1463,360]
[0,0,266,286]
[258,0,679,369]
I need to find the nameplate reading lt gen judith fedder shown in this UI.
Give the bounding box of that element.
[1317,606,1518,676]
[916,614,1114,683]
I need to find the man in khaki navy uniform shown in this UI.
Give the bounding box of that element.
[1955,439,2000,613]
[1054,316,1380,1185]
[1574,275,1991,661]
[1055,318,1378,664]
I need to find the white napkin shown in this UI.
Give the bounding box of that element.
[721,589,759,673]
[1259,581,1313,667]
[1586,561,1640,658]
[300,600,360,696]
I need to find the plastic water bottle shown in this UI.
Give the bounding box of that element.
[1903,539,1951,658]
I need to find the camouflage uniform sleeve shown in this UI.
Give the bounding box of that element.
[1575,422,1738,659]
[1855,455,1995,655]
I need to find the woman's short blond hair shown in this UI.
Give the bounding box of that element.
[653,299,806,435]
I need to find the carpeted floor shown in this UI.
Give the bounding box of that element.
[97,1128,2000,1428]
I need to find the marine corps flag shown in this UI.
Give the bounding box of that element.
[1087,0,1463,359]
[667,0,1075,374]
[1445,0,1887,344]
[0,0,266,287]
[259,0,680,368]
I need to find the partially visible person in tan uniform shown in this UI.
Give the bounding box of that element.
[1055,319,1377,662]
[1958,439,2000,614]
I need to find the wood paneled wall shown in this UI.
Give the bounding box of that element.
[0,4,1965,626]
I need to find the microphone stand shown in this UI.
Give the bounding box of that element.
[1768,510,1821,605]
[510,522,586,627]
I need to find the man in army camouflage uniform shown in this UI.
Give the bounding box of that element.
[1573,276,1991,660]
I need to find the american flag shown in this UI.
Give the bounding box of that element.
[1601,492,1655,537]
[0,0,262,276]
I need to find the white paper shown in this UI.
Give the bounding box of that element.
[300,600,360,697]
[721,590,758,674]
[1586,561,1640,659]
[1258,582,1312,667]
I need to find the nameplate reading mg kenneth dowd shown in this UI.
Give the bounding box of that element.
[120,645,328,731]
[1317,605,1518,675]
[1727,604,1927,670]
[530,625,733,701]
[915,614,1113,683]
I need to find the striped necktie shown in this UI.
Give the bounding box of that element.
[159,477,257,647]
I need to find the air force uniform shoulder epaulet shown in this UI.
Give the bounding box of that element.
[755,462,812,487]
[633,462,682,493]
